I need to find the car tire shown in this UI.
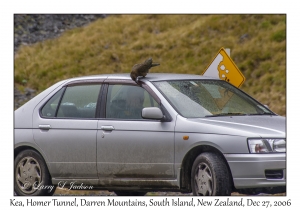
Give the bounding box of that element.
[191,152,231,196]
[14,149,56,196]
[114,191,147,196]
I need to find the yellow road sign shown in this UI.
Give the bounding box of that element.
[202,47,245,88]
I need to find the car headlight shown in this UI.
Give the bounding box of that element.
[248,139,286,153]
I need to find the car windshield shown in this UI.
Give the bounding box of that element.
[153,80,273,118]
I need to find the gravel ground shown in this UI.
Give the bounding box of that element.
[53,188,285,196]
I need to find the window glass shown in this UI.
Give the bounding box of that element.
[106,85,158,119]
[57,84,101,118]
[154,80,272,118]
[41,88,64,118]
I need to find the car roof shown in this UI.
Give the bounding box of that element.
[67,73,219,82]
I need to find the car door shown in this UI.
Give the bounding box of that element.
[32,83,102,180]
[97,82,175,182]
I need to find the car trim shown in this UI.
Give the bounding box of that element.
[54,87,67,117]
[96,84,106,118]
[64,79,105,86]
[103,79,137,85]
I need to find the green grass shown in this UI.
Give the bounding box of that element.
[14,14,286,115]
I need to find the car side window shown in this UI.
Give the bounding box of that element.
[106,85,159,119]
[41,88,65,118]
[41,84,101,118]
[55,84,101,118]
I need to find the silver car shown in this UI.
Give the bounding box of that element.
[14,73,286,196]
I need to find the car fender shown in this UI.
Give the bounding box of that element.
[14,128,52,174]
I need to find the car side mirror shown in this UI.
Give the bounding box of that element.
[142,107,164,120]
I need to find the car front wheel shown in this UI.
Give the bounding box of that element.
[191,152,231,196]
[14,149,56,196]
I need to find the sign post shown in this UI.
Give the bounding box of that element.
[202,47,245,88]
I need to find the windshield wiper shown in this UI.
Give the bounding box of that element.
[247,112,275,116]
[205,113,246,117]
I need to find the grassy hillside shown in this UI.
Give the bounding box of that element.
[14,14,286,115]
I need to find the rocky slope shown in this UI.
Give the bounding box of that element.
[14,14,106,53]
[14,14,106,108]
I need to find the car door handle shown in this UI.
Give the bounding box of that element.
[39,125,51,130]
[101,125,115,131]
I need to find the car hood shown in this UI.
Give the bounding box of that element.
[177,115,286,138]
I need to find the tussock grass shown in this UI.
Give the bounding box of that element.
[14,14,286,115]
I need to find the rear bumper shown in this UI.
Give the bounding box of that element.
[224,153,286,189]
